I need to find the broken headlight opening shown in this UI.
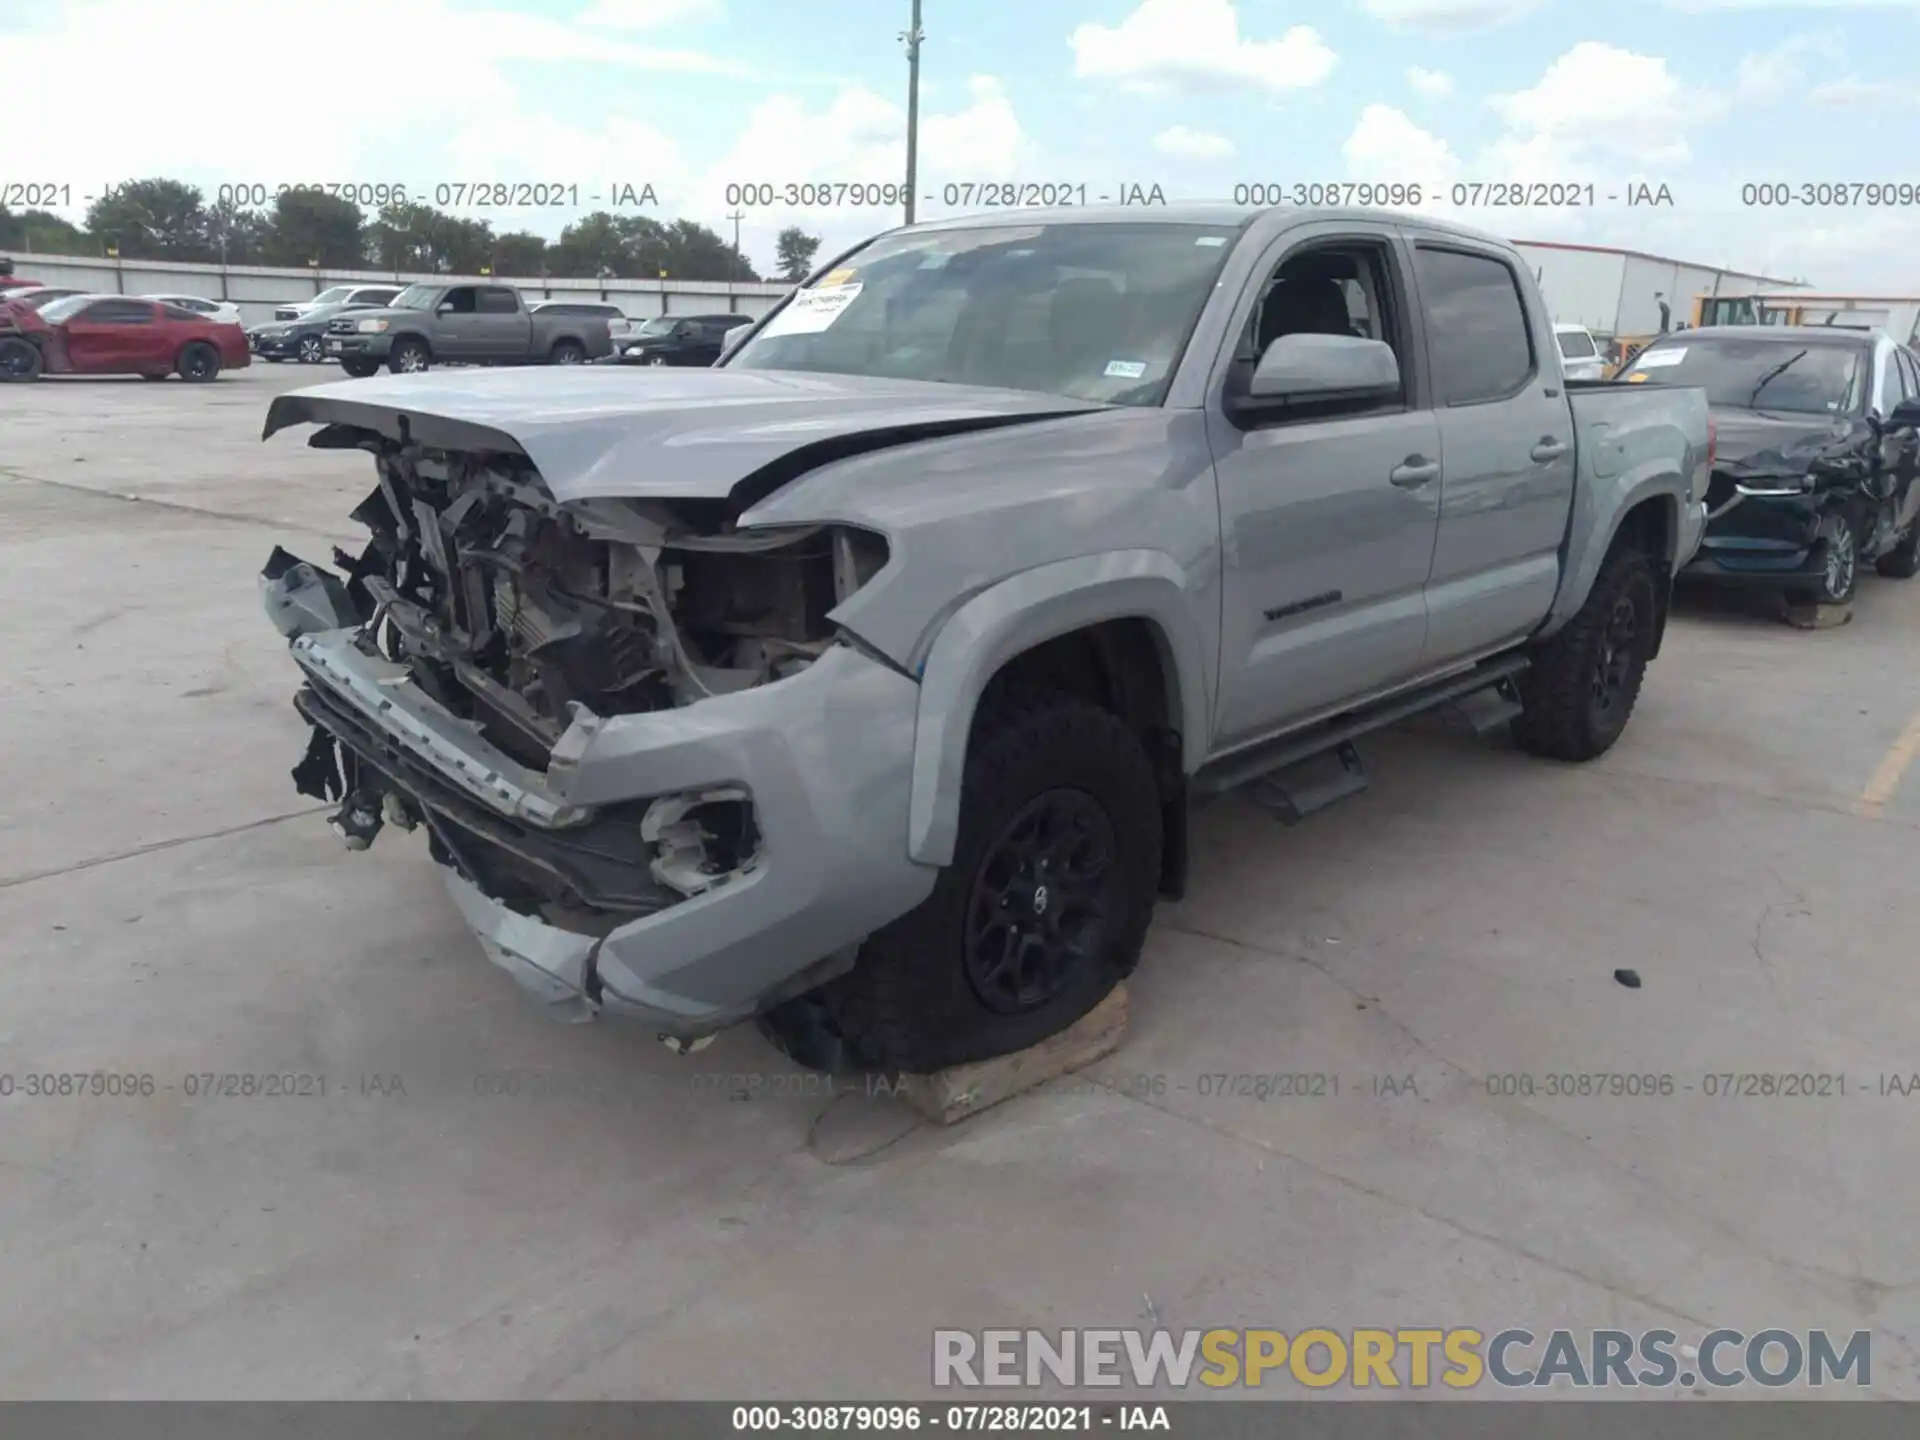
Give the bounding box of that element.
[265,430,889,924]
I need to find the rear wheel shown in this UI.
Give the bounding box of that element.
[176,342,220,382]
[389,339,429,374]
[549,339,585,365]
[0,337,44,381]
[812,688,1162,1074]
[1875,517,1920,580]
[1512,544,1658,762]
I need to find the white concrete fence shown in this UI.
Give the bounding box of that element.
[5,253,794,328]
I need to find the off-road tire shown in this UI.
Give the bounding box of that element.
[818,688,1163,1075]
[1511,544,1658,762]
[389,339,430,374]
[341,358,381,378]
[176,342,220,382]
[1875,519,1920,580]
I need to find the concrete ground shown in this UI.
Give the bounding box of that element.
[4,364,1920,1401]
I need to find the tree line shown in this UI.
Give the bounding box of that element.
[0,179,826,283]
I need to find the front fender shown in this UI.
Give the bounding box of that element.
[905,550,1211,866]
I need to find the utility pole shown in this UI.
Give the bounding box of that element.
[901,0,923,226]
[725,207,745,282]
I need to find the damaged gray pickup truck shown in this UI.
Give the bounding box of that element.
[261,206,1710,1074]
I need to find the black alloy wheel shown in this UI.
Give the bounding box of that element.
[963,788,1119,1015]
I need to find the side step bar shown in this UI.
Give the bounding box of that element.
[1192,654,1531,804]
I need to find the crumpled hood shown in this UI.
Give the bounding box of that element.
[263,367,1108,507]
[1709,407,1868,482]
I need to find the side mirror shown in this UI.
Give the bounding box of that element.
[436,302,454,316]
[716,325,751,362]
[1244,333,1400,405]
[1888,397,1920,430]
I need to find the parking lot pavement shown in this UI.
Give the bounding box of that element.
[5,365,1920,1399]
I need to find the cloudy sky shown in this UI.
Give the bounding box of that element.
[6,0,1919,287]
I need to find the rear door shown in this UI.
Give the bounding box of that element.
[474,285,530,361]
[1405,237,1575,667]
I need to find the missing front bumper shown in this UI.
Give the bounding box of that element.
[278,624,936,1039]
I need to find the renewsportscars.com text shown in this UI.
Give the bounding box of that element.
[932,1327,1871,1390]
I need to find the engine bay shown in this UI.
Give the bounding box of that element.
[315,436,888,772]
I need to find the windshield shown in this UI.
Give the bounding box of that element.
[1622,337,1866,415]
[309,287,354,306]
[1556,329,1595,359]
[35,294,95,323]
[390,285,437,310]
[725,221,1242,404]
[636,317,677,336]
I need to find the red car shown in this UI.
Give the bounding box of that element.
[0,292,250,381]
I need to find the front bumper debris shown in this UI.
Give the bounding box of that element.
[276,613,934,1038]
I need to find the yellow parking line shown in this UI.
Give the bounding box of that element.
[1855,702,1920,819]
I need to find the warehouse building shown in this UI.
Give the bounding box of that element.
[1511,240,1807,344]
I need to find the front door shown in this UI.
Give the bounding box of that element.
[1209,225,1442,749]
[64,298,155,372]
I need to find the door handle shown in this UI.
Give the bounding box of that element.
[1530,437,1568,462]
[1389,457,1440,488]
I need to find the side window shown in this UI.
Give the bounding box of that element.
[476,287,520,314]
[440,287,478,314]
[1872,343,1903,415]
[1557,329,1596,359]
[181,298,214,313]
[1236,239,1407,417]
[1414,246,1536,405]
[360,289,398,306]
[81,299,153,324]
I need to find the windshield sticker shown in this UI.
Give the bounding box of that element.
[1104,359,1148,379]
[760,282,863,337]
[819,268,857,286]
[1632,347,1686,367]
[1195,235,1228,246]
[1625,372,1650,382]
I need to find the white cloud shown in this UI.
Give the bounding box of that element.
[1343,104,1463,191]
[1809,76,1919,105]
[1070,0,1336,94]
[1406,66,1455,99]
[684,75,1025,260]
[1733,33,1842,102]
[0,0,745,229]
[1486,41,1724,172]
[1360,0,1540,31]
[578,0,722,25]
[1153,126,1236,159]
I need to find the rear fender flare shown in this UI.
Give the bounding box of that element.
[903,550,1210,867]
[1542,476,1682,640]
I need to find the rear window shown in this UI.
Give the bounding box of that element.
[1556,329,1596,359]
[1622,337,1867,415]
